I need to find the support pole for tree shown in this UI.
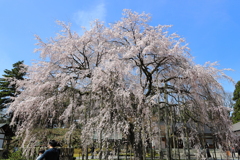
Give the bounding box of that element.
[186,125,190,160]
[164,82,171,160]
[99,131,103,160]
[126,142,128,160]
[86,145,89,160]
[213,135,217,160]
[158,103,163,160]
[142,122,146,160]
[117,140,120,160]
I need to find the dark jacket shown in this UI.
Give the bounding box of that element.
[38,148,60,160]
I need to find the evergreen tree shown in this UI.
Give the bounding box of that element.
[232,81,240,123]
[0,61,26,112]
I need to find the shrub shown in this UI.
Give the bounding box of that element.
[9,151,25,160]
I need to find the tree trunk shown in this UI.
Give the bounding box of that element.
[134,139,143,160]
[128,123,143,160]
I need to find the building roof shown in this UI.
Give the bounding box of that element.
[232,122,240,132]
[0,123,14,136]
[0,124,6,128]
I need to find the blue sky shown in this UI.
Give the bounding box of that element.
[0,0,239,92]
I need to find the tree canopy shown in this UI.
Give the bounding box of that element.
[0,61,26,112]
[232,81,240,123]
[8,10,234,159]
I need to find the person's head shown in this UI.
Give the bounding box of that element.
[39,150,45,155]
[48,140,58,148]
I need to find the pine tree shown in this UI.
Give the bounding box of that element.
[0,61,26,112]
[232,81,240,123]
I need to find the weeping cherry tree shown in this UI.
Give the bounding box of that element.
[8,9,234,160]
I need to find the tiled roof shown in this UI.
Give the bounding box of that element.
[232,122,240,131]
[0,124,7,128]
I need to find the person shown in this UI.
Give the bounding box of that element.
[205,142,211,159]
[13,146,18,152]
[238,146,240,158]
[90,146,95,159]
[232,147,236,158]
[36,150,45,160]
[38,140,60,160]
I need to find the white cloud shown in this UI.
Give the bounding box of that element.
[73,2,106,31]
